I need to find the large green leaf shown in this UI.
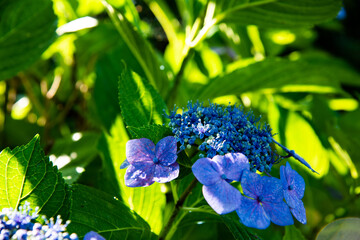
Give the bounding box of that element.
[98,116,166,234]
[316,218,360,240]
[195,56,360,100]
[0,0,57,80]
[119,66,168,128]
[215,0,342,28]
[68,184,157,239]
[102,0,169,94]
[283,225,306,240]
[0,135,71,219]
[127,124,172,143]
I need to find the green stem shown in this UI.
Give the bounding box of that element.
[159,178,198,240]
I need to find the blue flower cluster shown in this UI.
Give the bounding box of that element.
[192,154,307,229]
[166,101,277,172]
[0,202,105,240]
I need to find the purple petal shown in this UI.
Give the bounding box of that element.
[202,181,242,214]
[262,201,294,226]
[155,136,178,166]
[211,153,249,181]
[126,138,155,164]
[192,158,221,186]
[241,170,263,199]
[261,176,283,203]
[125,163,155,187]
[236,197,270,229]
[153,162,179,183]
[84,231,105,240]
[290,199,307,224]
[285,162,305,199]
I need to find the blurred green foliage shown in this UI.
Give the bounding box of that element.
[0,0,360,239]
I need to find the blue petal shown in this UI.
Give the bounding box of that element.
[120,159,130,169]
[285,162,305,199]
[126,138,155,164]
[290,199,307,224]
[84,231,105,240]
[211,153,249,181]
[192,158,221,186]
[155,136,178,166]
[284,189,302,209]
[236,197,270,229]
[241,170,263,199]
[125,163,155,187]
[153,162,179,183]
[202,181,242,214]
[261,176,283,203]
[262,201,294,226]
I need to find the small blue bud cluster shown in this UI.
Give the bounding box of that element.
[0,202,78,240]
[166,101,278,172]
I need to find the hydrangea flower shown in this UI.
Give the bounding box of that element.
[0,202,78,239]
[166,101,277,172]
[280,162,307,224]
[192,153,249,214]
[236,170,294,229]
[123,136,179,187]
[84,231,105,240]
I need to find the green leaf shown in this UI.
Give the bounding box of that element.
[215,0,342,28]
[316,218,360,240]
[195,56,360,100]
[102,0,168,94]
[127,124,172,143]
[119,66,168,128]
[283,225,306,240]
[221,212,261,240]
[49,132,100,184]
[0,0,57,80]
[285,111,329,176]
[0,134,71,219]
[98,116,166,234]
[68,184,157,239]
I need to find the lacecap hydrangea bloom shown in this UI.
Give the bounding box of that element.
[0,201,78,240]
[166,101,277,172]
[121,136,179,187]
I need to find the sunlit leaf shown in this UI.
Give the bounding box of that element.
[0,135,71,219]
[284,111,329,176]
[68,184,157,239]
[119,66,168,128]
[102,0,169,94]
[0,0,57,80]
[215,0,342,28]
[195,56,360,100]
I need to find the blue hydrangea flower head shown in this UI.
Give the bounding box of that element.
[166,101,277,172]
[192,153,249,214]
[280,162,307,224]
[124,136,179,187]
[84,231,106,240]
[236,170,294,229]
[0,201,79,239]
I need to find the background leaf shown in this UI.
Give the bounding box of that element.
[316,218,360,240]
[68,184,157,239]
[216,0,342,28]
[283,225,306,240]
[0,135,71,219]
[0,0,57,80]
